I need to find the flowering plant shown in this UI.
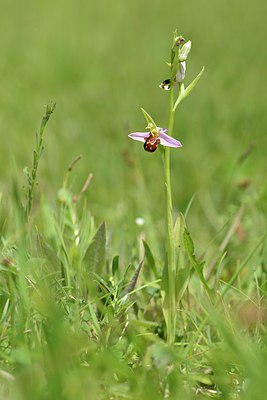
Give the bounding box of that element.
[129,128,181,151]
[129,31,204,344]
[128,110,182,152]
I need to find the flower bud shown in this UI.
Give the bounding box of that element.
[159,79,171,90]
[174,36,185,47]
[175,61,186,82]
[179,40,191,62]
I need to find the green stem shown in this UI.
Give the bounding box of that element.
[26,102,56,217]
[164,86,177,344]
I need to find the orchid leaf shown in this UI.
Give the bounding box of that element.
[182,66,204,98]
[183,228,214,299]
[173,67,204,111]
[174,213,191,302]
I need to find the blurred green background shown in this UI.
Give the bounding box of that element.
[1,0,266,259]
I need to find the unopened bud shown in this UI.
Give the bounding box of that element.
[175,61,186,82]
[174,36,185,47]
[159,79,171,90]
[179,40,191,62]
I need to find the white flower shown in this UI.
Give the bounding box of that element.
[135,217,145,226]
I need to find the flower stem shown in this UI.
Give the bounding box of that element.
[164,86,177,344]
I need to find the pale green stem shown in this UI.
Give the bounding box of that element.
[163,86,177,344]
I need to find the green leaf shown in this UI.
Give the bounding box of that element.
[36,232,62,271]
[143,240,158,278]
[173,67,204,111]
[160,259,168,309]
[92,272,110,294]
[87,302,101,337]
[173,212,185,253]
[181,66,204,99]
[78,205,94,262]
[183,228,214,298]
[161,213,191,321]
[183,228,195,255]
[175,267,191,303]
[85,222,106,275]
[111,255,119,277]
[119,261,143,299]
[174,213,191,302]
[150,342,176,369]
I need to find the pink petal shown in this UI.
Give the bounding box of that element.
[128,132,150,143]
[159,131,182,148]
[157,128,168,133]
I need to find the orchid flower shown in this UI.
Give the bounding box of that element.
[128,31,203,344]
[160,61,186,90]
[159,38,191,91]
[128,127,182,152]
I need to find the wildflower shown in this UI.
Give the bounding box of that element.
[160,61,186,90]
[135,217,145,226]
[160,38,191,91]
[128,127,182,152]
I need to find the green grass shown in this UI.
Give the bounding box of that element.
[0,0,267,399]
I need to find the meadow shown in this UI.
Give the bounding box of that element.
[0,0,267,399]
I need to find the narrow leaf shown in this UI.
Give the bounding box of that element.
[119,260,143,299]
[143,240,158,278]
[85,222,106,274]
[173,212,186,253]
[183,228,214,298]
[182,66,204,99]
[173,67,204,111]
[87,302,101,337]
[112,255,119,277]
[174,213,190,302]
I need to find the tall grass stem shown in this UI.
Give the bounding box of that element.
[25,102,56,216]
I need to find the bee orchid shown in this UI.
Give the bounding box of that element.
[128,127,182,152]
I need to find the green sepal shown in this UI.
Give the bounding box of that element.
[183,228,215,299]
[140,108,157,132]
